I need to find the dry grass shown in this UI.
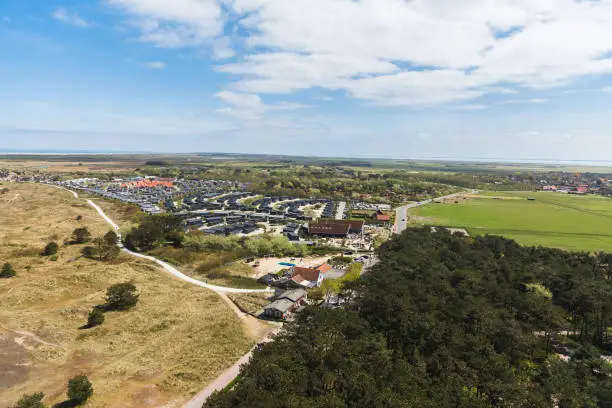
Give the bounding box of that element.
[0,183,254,408]
[227,293,272,315]
[88,197,144,228]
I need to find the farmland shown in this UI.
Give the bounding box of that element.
[0,183,257,408]
[410,191,612,253]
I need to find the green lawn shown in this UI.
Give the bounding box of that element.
[411,192,612,253]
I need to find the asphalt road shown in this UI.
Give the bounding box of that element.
[394,191,477,235]
[335,201,347,220]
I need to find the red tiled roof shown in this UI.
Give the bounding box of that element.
[316,263,333,273]
[121,179,174,189]
[291,267,321,282]
[377,214,391,221]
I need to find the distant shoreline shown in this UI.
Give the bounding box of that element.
[2,150,612,167]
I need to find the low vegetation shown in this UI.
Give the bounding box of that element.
[11,392,46,408]
[1,183,255,407]
[228,293,271,315]
[42,242,58,256]
[1,262,16,278]
[205,228,612,407]
[66,375,93,405]
[70,227,91,244]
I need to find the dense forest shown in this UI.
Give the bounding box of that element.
[205,228,612,408]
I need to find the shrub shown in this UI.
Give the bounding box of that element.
[67,375,93,405]
[71,227,92,244]
[11,392,46,408]
[1,262,16,278]
[86,307,105,328]
[82,235,120,262]
[328,256,353,268]
[105,283,139,311]
[43,242,58,256]
[49,255,58,262]
[103,230,119,246]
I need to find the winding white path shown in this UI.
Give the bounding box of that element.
[46,183,277,407]
[50,184,272,294]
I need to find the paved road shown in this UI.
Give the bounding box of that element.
[394,190,477,234]
[335,201,346,220]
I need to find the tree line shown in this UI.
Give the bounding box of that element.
[204,228,612,408]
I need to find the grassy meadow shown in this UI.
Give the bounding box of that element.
[410,191,612,253]
[0,183,256,408]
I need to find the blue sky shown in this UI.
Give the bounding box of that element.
[2,0,612,160]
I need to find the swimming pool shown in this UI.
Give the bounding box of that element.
[279,262,296,267]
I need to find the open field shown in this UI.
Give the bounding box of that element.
[410,191,612,253]
[0,183,255,407]
[0,158,140,174]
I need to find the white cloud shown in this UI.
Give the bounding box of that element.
[453,104,489,111]
[142,61,166,69]
[220,0,612,106]
[601,87,612,92]
[106,0,224,48]
[215,91,310,120]
[51,7,89,28]
[106,0,612,107]
[527,98,548,104]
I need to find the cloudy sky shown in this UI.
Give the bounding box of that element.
[2,0,612,160]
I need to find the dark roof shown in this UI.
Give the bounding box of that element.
[264,299,295,313]
[278,289,307,302]
[308,219,364,235]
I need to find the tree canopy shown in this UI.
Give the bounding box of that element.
[105,282,139,311]
[42,242,58,256]
[123,214,183,251]
[67,375,93,405]
[205,228,612,408]
[71,227,92,244]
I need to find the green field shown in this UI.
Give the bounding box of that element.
[411,192,612,253]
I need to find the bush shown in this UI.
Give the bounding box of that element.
[105,283,139,311]
[11,392,46,408]
[86,307,105,328]
[43,242,58,256]
[82,234,120,262]
[1,262,16,278]
[103,230,119,246]
[328,256,353,268]
[67,375,93,405]
[71,227,91,244]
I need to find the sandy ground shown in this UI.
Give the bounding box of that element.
[251,255,335,278]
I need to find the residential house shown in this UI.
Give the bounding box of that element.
[263,299,296,319]
[290,264,331,287]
